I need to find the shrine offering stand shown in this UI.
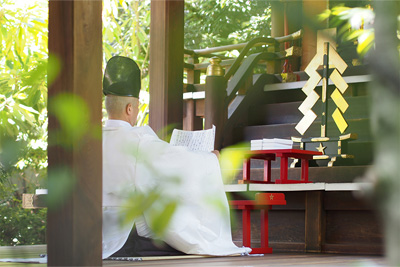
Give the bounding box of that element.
[241,149,322,184]
[229,193,286,254]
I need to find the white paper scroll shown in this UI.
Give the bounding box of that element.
[170,125,216,152]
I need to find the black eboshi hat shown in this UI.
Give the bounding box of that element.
[103,56,141,97]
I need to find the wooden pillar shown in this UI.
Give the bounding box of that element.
[271,1,284,38]
[149,0,184,139]
[183,56,203,131]
[285,1,303,71]
[301,0,328,70]
[47,1,102,266]
[269,1,284,74]
[205,76,227,150]
[205,57,227,150]
[305,191,325,252]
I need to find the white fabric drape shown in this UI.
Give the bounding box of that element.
[102,120,250,259]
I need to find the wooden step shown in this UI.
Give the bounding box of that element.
[249,95,371,125]
[243,118,373,142]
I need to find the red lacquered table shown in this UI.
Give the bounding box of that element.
[241,149,323,184]
[230,193,286,254]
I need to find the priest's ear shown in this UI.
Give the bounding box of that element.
[125,103,133,115]
[125,99,138,115]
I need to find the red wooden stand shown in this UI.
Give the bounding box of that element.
[241,149,322,184]
[230,193,286,254]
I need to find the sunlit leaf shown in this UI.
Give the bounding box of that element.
[357,31,375,58]
[120,190,160,226]
[346,29,364,41]
[149,201,177,237]
[220,142,249,183]
[19,103,39,115]
[5,60,13,69]
[46,166,76,210]
[47,54,61,86]
[0,137,26,171]
[52,93,90,142]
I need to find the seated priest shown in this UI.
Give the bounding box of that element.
[102,56,251,259]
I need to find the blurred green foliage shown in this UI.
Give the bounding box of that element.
[0,175,46,246]
[319,5,375,58]
[0,0,48,246]
[185,0,271,49]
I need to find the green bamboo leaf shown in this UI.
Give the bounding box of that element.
[105,27,114,43]
[47,54,61,86]
[13,104,36,126]
[357,31,375,58]
[46,166,76,210]
[19,103,39,115]
[149,201,177,237]
[5,60,13,69]
[15,49,25,68]
[31,18,46,28]
[121,191,160,227]
[136,29,146,44]
[49,93,91,146]
[0,137,26,171]
[346,29,364,41]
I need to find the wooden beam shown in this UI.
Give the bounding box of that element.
[149,0,184,139]
[47,1,102,265]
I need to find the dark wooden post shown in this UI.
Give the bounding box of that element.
[205,57,227,150]
[183,55,203,131]
[186,56,201,87]
[268,1,284,74]
[149,0,184,139]
[47,1,102,265]
[305,191,325,252]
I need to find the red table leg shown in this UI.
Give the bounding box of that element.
[279,156,288,183]
[263,160,272,183]
[243,159,251,182]
[301,158,309,182]
[260,209,269,248]
[242,208,251,248]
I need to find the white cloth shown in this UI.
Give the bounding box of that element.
[102,120,251,259]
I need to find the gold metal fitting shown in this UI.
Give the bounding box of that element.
[206,57,224,76]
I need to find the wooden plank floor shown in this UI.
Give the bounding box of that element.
[0,245,387,266]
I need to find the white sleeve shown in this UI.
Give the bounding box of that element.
[134,135,250,255]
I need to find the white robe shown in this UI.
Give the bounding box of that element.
[102,120,251,259]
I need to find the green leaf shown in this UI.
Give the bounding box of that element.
[47,54,61,86]
[120,191,160,227]
[49,93,91,146]
[149,201,177,237]
[6,60,14,69]
[30,90,41,107]
[0,137,26,171]
[357,31,375,58]
[46,166,76,210]
[19,103,39,115]
[346,29,364,41]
